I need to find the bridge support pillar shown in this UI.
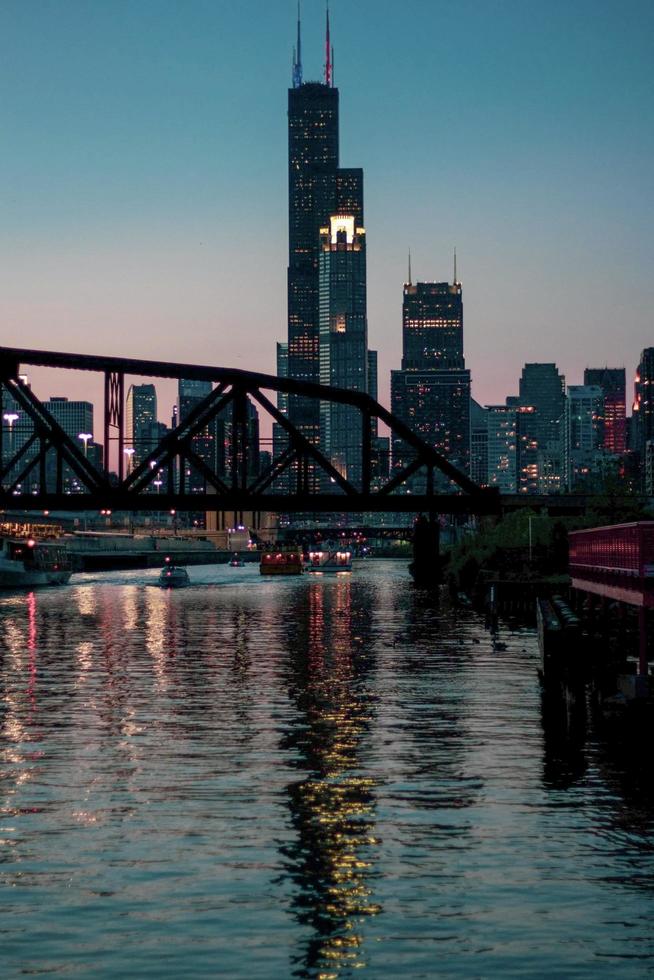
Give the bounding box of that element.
[409,514,441,587]
[638,607,648,677]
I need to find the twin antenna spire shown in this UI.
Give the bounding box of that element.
[407,248,460,286]
[292,2,334,89]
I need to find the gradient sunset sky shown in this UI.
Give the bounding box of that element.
[2,0,652,420]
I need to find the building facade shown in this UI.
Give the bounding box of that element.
[44,397,94,492]
[391,278,470,490]
[518,363,566,493]
[318,214,367,486]
[126,383,157,470]
[285,12,365,489]
[565,385,604,490]
[584,367,626,454]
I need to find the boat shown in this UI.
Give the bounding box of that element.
[306,549,353,573]
[260,550,304,576]
[157,564,190,588]
[0,523,72,588]
[229,554,245,567]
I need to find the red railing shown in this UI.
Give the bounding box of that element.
[569,522,654,578]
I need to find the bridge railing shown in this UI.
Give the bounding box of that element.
[569,522,654,578]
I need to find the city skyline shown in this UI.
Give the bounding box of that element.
[2,0,653,418]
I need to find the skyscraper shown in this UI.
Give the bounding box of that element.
[126,383,157,469]
[286,8,364,461]
[633,349,654,489]
[584,367,626,454]
[565,385,604,490]
[44,397,94,492]
[178,379,214,494]
[518,363,566,492]
[391,273,470,488]
[318,214,367,486]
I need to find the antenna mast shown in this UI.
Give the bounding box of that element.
[292,1,303,88]
[325,1,332,86]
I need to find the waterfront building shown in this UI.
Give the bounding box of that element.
[126,383,157,469]
[565,385,604,490]
[285,8,364,485]
[318,214,368,487]
[584,367,626,454]
[391,274,470,490]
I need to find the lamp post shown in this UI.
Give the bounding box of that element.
[78,432,93,458]
[3,413,19,485]
[124,446,135,474]
[3,412,19,452]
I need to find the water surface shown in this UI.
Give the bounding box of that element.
[1,561,654,977]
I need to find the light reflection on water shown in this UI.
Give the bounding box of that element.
[1,561,654,978]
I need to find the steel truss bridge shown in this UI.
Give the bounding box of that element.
[0,346,643,518]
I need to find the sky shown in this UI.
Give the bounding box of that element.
[1,0,653,427]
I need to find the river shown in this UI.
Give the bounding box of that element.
[1,560,654,978]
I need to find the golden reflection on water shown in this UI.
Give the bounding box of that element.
[73,584,97,617]
[286,578,381,978]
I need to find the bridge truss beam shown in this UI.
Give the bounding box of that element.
[0,344,500,516]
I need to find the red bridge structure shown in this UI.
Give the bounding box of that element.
[569,522,654,676]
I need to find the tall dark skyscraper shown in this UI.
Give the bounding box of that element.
[633,348,654,487]
[319,214,368,486]
[286,8,364,451]
[584,367,626,454]
[391,271,470,487]
[518,362,566,492]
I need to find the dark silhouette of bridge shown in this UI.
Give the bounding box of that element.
[0,346,643,517]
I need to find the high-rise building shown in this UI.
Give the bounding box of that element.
[2,382,36,490]
[126,383,157,469]
[178,379,214,494]
[584,367,626,454]
[486,405,517,492]
[470,399,489,487]
[632,349,654,480]
[285,8,364,469]
[318,214,367,486]
[565,385,604,490]
[44,397,94,491]
[518,363,566,493]
[401,281,464,371]
[391,273,470,489]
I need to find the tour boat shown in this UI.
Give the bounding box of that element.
[260,551,304,576]
[306,549,353,573]
[157,565,190,588]
[0,525,72,588]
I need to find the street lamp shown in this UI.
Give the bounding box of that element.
[3,413,19,480]
[78,432,93,457]
[124,446,136,474]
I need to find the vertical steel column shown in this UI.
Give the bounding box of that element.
[638,606,648,676]
[361,410,371,494]
[104,371,125,478]
[232,388,248,492]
